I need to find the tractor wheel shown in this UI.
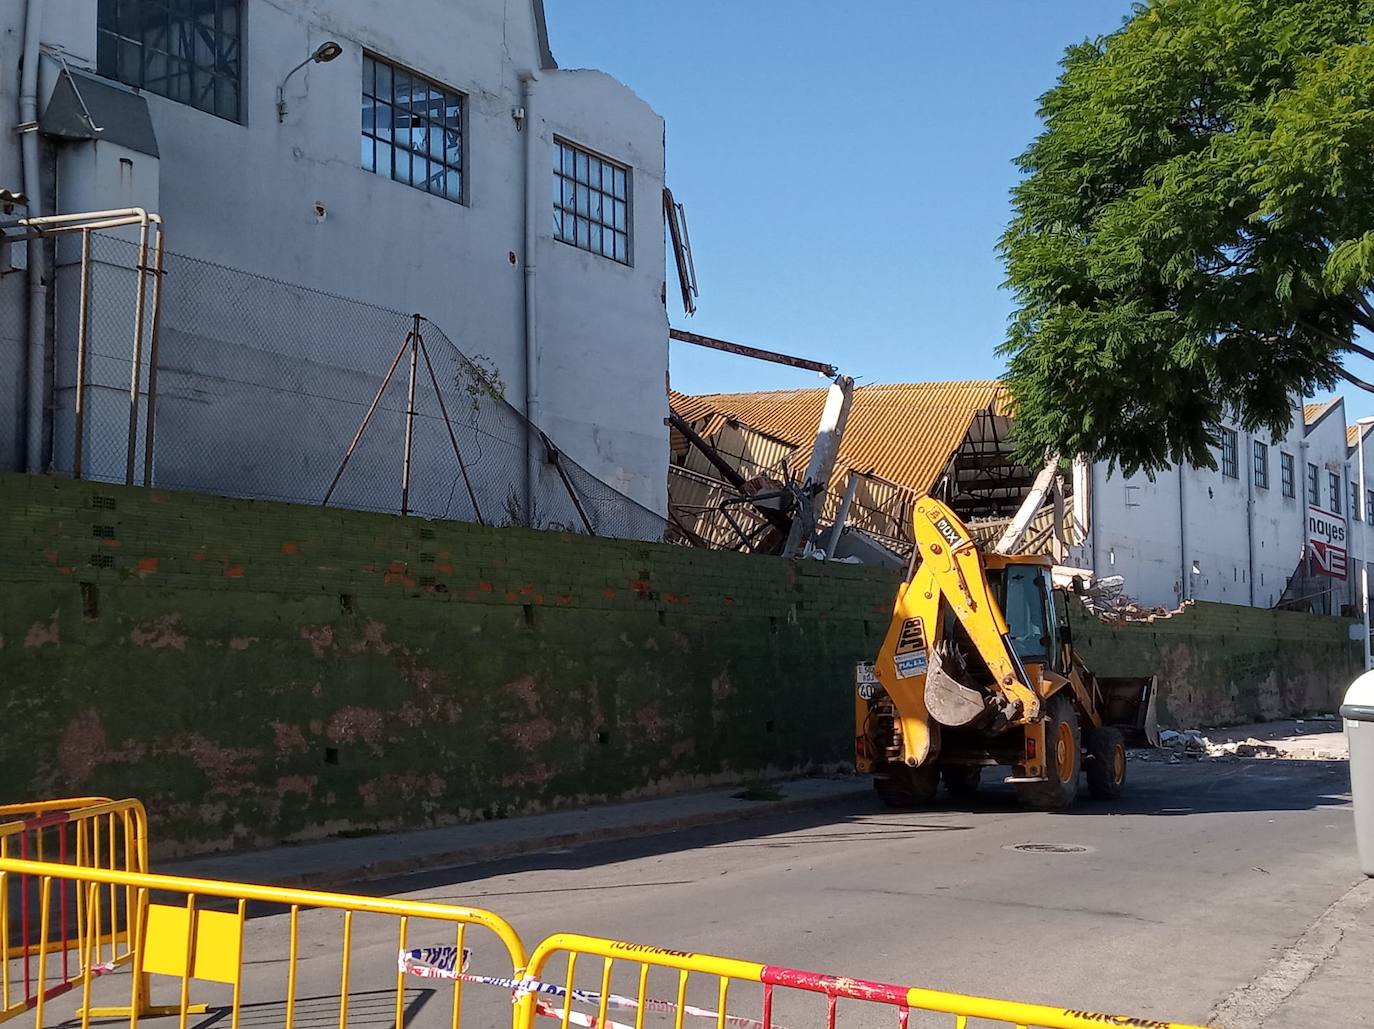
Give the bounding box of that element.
[941,765,982,800]
[1014,692,1081,810]
[1085,726,1128,800]
[873,764,940,808]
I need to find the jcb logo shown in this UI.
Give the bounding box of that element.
[895,617,926,655]
[934,517,964,549]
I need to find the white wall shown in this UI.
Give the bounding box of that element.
[1090,397,1374,611]
[0,0,668,515]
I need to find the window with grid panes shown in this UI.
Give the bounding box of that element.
[1220,428,1238,478]
[1280,452,1295,498]
[1354,481,1363,521]
[97,0,242,121]
[1253,440,1268,489]
[361,54,464,203]
[1308,463,1321,505]
[553,140,630,264]
[1330,471,1342,511]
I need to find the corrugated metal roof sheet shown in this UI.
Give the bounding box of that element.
[672,380,1005,495]
[1305,398,1340,426]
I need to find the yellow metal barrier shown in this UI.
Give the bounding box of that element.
[0,798,151,1022]
[0,799,1215,1029]
[0,857,527,1028]
[513,933,1212,1029]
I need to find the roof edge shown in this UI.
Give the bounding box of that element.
[531,0,557,69]
[1304,396,1345,436]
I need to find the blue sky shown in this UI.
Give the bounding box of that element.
[544,1,1365,420]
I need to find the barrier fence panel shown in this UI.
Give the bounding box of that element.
[0,858,527,1029]
[0,800,1213,1029]
[0,799,149,1022]
[511,934,1211,1029]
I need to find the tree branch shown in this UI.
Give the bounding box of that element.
[1349,290,1374,328]
[1334,364,1374,394]
[1297,318,1374,362]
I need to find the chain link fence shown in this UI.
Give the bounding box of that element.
[13,229,664,541]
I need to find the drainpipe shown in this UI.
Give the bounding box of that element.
[1089,461,1100,578]
[1300,437,1312,611]
[519,72,541,525]
[1244,431,1256,606]
[20,0,46,473]
[1178,462,1189,603]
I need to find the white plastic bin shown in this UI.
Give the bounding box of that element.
[1341,670,1374,877]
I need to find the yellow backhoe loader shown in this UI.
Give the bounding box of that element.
[854,497,1157,809]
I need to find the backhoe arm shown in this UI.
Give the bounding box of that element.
[873,499,1042,766]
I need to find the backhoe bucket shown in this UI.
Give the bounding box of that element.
[1097,675,1160,747]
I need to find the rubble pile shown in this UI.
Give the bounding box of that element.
[1076,575,1177,622]
[1134,716,1345,763]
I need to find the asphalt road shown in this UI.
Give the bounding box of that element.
[61,757,1364,1028]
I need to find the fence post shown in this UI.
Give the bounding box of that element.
[124,219,151,486]
[72,229,92,479]
[141,224,166,487]
[400,313,420,517]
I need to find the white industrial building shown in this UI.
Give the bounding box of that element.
[0,0,671,516]
[1083,396,1374,615]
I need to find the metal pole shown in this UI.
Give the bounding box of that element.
[141,225,166,487]
[400,315,420,517]
[124,219,151,485]
[1361,429,1370,670]
[321,331,411,507]
[417,331,484,525]
[72,229,92,479]
[540,430,595,535]
[825,470,860,559]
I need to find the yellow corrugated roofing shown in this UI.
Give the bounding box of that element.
[672,380,1005,495]
[1305,398,1340,426]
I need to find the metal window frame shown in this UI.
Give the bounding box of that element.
[1280,451,1295,498]
[1220,428,1238,478]
[360,51,466,205]
[1308,463,1321,506]
[552,136,632,266]
[96,0,243,122]
[1252,439,1268,489]
[1329,470,1342,512]
[1353,479,1363,521]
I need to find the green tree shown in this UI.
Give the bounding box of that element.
[1000,0,1374,475]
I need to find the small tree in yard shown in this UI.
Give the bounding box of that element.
[1001,0,1374,475]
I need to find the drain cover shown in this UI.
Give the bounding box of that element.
[1005,843,1093,855]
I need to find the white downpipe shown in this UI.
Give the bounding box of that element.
[1245,431,1256,607]
[1360,430,1371,670]
[520,72,541,525]
[1178,462,1189,603]
[20,0,46,472]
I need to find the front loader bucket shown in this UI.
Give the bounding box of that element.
[1097,675,1160,748]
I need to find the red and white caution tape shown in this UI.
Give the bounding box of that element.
[399,949,780,1028]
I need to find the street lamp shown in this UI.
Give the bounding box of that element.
[1359,416,1374,670]
[277,41,344,123]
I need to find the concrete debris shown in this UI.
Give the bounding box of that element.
[1139,723,1347,762]
[1076,575,1180,623]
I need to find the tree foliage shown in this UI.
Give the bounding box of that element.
[1000,0,1374,475]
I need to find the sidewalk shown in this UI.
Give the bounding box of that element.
[167,775,869,889]
[1212,877,1374,1028]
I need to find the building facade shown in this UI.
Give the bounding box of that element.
[1084,396,1374,614]
[0,0,670,515]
